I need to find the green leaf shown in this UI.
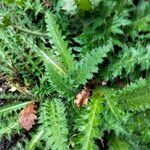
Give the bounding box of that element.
[25,130,44,150]
[0,121,20,140]
[76,0,92,11]
[0,101,32,118]
[45,12,74,71]
[40,99,68,150]
[108,134,131,150]
[120,78,150,111]
[71,41,112,87]
[75,89,104,150]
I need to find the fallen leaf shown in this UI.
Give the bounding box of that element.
[102,80,107,86]
[0,88,4,92]
[75,86,91,107]
[9,83,31,95]
[19,103,37,131]
[43,0,52,8]
[116,80,126,89]
[9,84,17,92]
[18,86,31,95]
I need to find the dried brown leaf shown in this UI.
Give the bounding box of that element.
[19,103,37,131]
[43,0,52,8]
[75,86,91,107]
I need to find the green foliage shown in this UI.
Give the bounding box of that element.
[76,0,92,11]
[39,99,68,150]
[0,119,20,140]
[119,78,150,111]
[74,89,104,149]
[108,133,131,150]
[130,0,150,35]
[73,0,131,54]
[0,0,150,149]
[25,130,44,150]
[126,110,150,146]
[0,28,44,86]
[0,93,28,100]
[60,0,101,14]
[45,12,74,71]
[0,101,32,118]
[70,41,113,87]
[105,44,150,80]
[0,99,32,140]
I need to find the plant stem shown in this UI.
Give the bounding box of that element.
[14,26,48,37]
